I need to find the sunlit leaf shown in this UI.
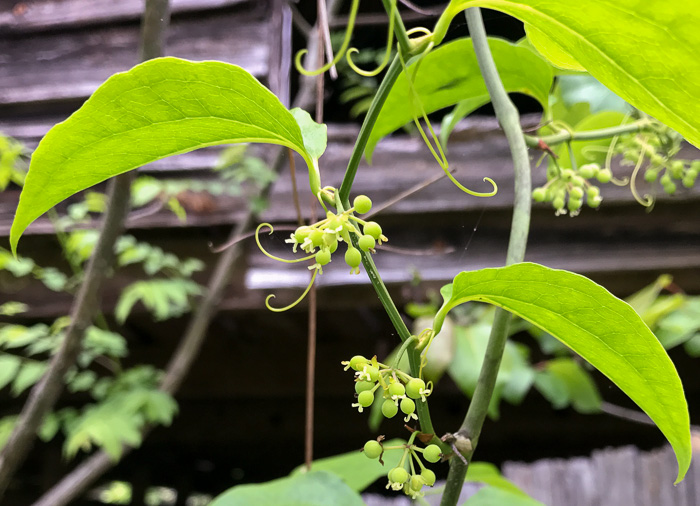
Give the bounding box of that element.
[462,485,544,506]
[435,262,691,483]
[439,1,700,150]
[11,57,316,253]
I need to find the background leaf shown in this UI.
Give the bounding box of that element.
[461,485,545,506]
[365,37,553,160]
[11,57,313,252]
[210,471,364,506]
[435,262,691,483]
[290,438,404,492]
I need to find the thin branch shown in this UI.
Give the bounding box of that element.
[524,120,649,149]
[317,0,338,79]
[440,8,532,506]
[34,2,333,502]
[0,176,134,500]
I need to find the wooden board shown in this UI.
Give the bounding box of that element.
[0,9,269,107]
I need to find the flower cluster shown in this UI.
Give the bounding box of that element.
[255,194,388,311]
[532,163,604,217]
[283,194,387,275]
[362,437,442,500]
[342,355,432,422]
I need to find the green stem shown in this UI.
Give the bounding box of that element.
[381,0,411,56]
[439,9,532,506]
[393,335,417,370]
[524,119,649,148]
[338,55,403,206]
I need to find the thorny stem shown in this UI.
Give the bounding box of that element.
[440,9,532,506]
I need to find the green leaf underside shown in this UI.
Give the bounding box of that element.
[11,57,310,253]
[290,438,404,492]
[210,471,364,506]
[435,262,690,483]
[444,1,700,150]
[525,23,584,71]
[365,37,553,161]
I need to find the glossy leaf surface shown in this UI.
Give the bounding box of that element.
[435,262,691,482]
[439,1,700,150]
[11,57,313,253]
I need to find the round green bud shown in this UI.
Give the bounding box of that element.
[644,169,659,183]
[323,232,338,248]
[294,226,311,243]
[561,169,574,181]
[682,176,695,188]
[569,187,584,200]
[691,161,700,173]
[388,382,405,397]
[349,355,368,371]
[355,381,375,394]
[329,240,339,254]
[423,444,442,463]
[357,390,375,407]
[596,168,612,183]
[650,153,665,166]
[578,164,597,179]
[382,399,399,418]
[364,440,382,459]
[365,365,380,382]
[623,149,641,162]
[315,249,331,266]
[664,182,677,195]
[686,168,698,179]
[309,229,324,247]
[389,467,409,485]
[410,475,425,492]
[358,234,376,252]
[587,195,603,208]
[353,195,372,214]
[572,176,586,187]
[660,173,672,186]
[345,247,362,268]
[568,198,582,213]
[552,196,565,210]
[400,397,416,415]
[406,378,425,399]
[587,186,600,198]
[532,188,547,202]
[671,161,685,179]
[363,222,382,240]
[327,216,342,232]
[421,468,436,487]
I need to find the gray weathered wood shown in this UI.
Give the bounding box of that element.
[0,11,268,106]
[0,0,250,32]
[504,443,700,506]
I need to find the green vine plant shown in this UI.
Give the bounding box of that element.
[3,0,700,504]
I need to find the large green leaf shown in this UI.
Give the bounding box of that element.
[437,1,700,150]
[290,438,404,492]
[365,37,553,161]
[434,262,691,483]
[11,57,315,253]
[465,462,530,497]
[210,471,364,506]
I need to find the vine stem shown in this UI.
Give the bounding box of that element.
[439,9,532,506]
[524,119,649,148]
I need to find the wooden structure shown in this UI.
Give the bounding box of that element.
[1,0,699,503]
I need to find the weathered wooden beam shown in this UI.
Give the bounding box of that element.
[0,0,251,33]
[0,9,268,108]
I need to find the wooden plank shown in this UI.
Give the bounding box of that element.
[561,457,597,506]
[592,446,637,506]
[0,0,250,33]
[0,10,269,107]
